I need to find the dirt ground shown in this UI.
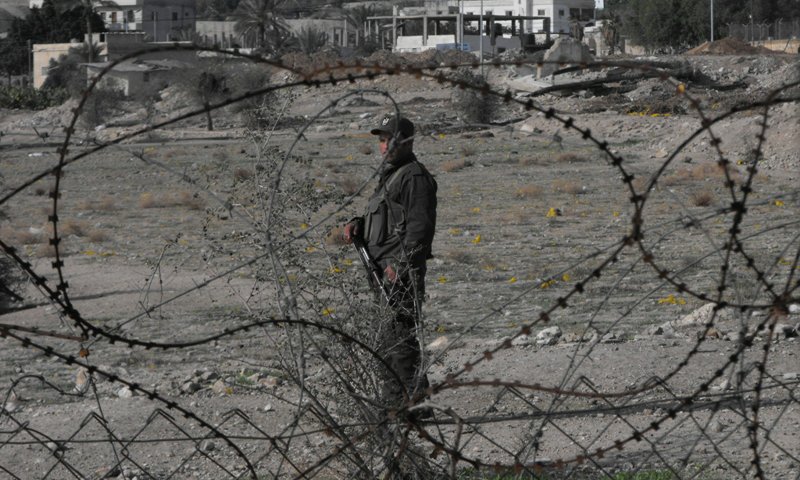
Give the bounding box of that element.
[0,47,799,479]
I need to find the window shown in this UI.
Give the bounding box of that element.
[100,12,106,20]
[127,10,134,22]
[111,11,117,23]
[537,9,545,16]
[485,10,492,15]
[143,72,149,82]
[171,12,177,21]
[41,66,48,75]
[559,9,565,17]
[151,11,156,20]
[506,10,512,16]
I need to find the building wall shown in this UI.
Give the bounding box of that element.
[32,42,106,89]
[96,0,195,42]
[456,0,594,33]
[196,20,248,48]
[285,18,352,47]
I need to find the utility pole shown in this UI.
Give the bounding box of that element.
[479,0,483,77]
[710,0,714,42]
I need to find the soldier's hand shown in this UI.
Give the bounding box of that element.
[384,264,398,283]
[342,221,360,244]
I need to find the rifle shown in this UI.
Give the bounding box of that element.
[352,234,391,303]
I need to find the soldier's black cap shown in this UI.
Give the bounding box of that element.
[370,115,414,139]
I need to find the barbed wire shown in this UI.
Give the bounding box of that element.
[1,44,798,479]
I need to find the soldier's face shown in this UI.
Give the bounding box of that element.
[378,134,391,156]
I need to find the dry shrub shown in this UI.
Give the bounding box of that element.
[460,144,477,157]
[519,154,546,166]
[36,242,57,258]
[87,229,109,242]
[501,206,531,223]
[662,162,732,186]
[97,196,117,211]
[325,161,344,174]
[444,249,473,264]
[212,150,228,163]
[335,178,360,196]
[515,184,543,198]
[139,192,157,208]
[326,226,347,246]
[34,186,47,196]
[175,191,205,210]
[552,179,584,195]
[631,176,649,192]
[359,144,373,155]
[78,195,117,212]
[234,168,253,181]
[60,219,89,237]
[139,191,204,210]
[691,190,715,207]
[555,152,588,163]
[441,159,471,173]
[0,225,42,245]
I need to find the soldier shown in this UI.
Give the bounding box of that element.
[342,114,438,413]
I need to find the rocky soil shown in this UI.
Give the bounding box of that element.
[0,45,798,479]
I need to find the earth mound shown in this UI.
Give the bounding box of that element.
[686,37,774,55]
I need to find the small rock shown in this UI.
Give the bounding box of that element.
[709,419,725,433]
[74,367,91,394]
[211,379,228,395]
[788,304,799,314]
[776,323,798,339]
[600,332,623,343]
[783,372,798,381]
[426,336,449,351]
[511,334,533,347]
[246,373,261,384]
[264,404,273,412]
[180,381,201,394]
[116,386,134,398]
[199,371,219,382]
[536,326,562,346]
[259,376,281,388]
[200,440,216,453]
[675,303,717,327]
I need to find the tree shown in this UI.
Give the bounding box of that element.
[49,0,118,62]
[345,4,376,46]
[42,42,103,96]
[232,0,291,54]
[606,0,707,52]
[294,25,327,54]
[8,0,104,45]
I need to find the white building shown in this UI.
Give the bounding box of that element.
[452,0,594,34]
[30,0,195,42]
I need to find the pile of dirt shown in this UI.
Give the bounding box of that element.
[279,49,347,74]
[686,37,774,55]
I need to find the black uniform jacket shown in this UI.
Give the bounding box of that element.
[363,151,437,272]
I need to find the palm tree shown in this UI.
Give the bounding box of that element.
[345,4,375,46]
[52,0,115,63]
[232,0,290,53]
[295,25,327,54]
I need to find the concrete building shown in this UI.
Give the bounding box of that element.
[450,0,594,34]
[196,18,356,50]
[29,0,196,41]
[368,7,550,55]
[33,32,197,89]
[94,0,195,42]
